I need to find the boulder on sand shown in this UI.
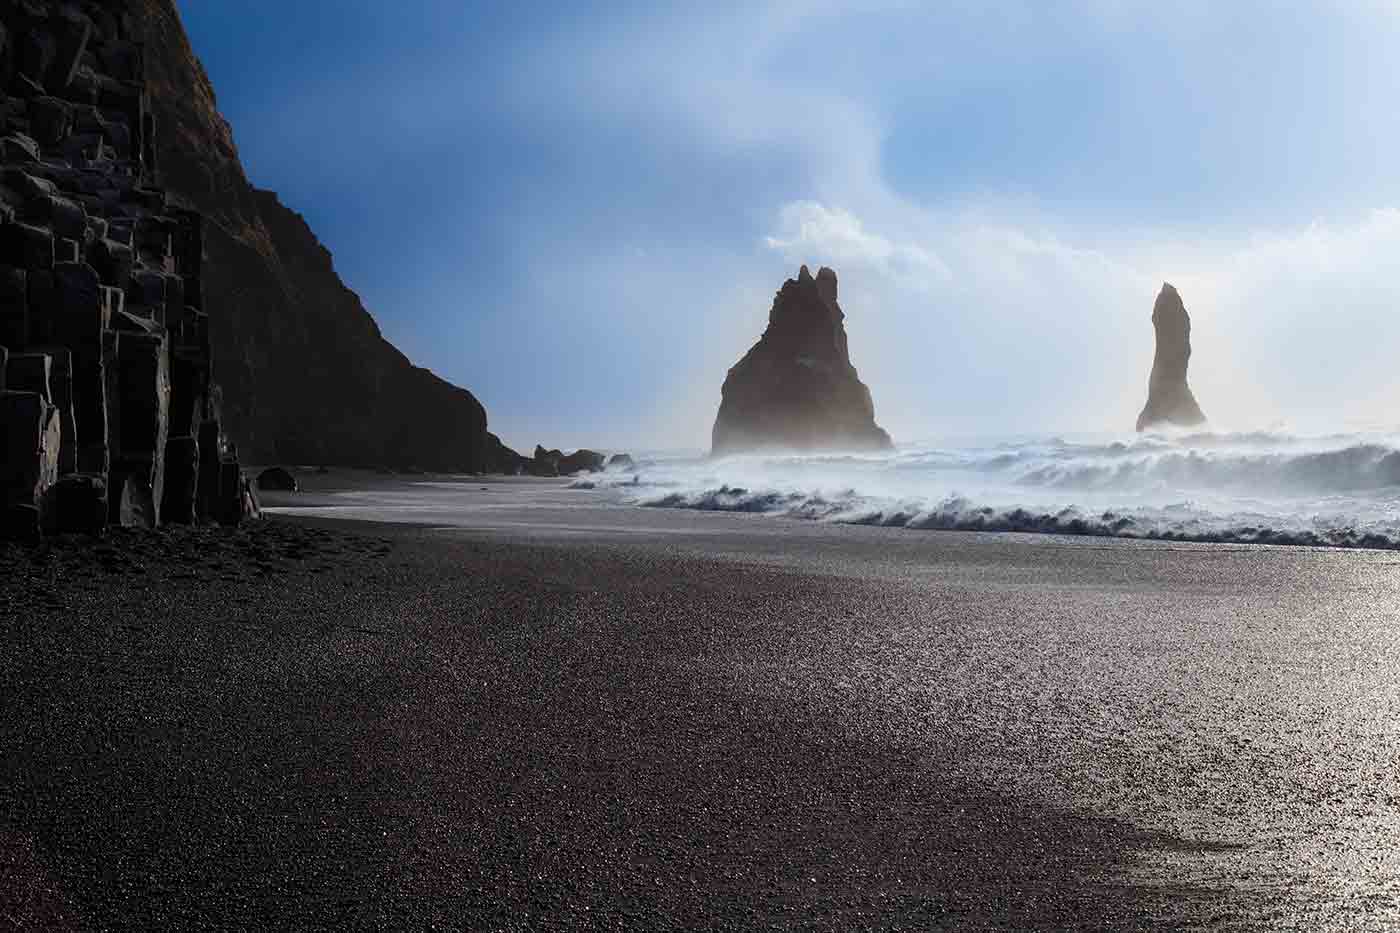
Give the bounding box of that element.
[215,462,260,525]
[257,466,298,492]
[50,473,107,535]
[2,504,42,543]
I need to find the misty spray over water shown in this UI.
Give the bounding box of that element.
[579,430,1400,549]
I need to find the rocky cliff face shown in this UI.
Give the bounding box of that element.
[0,0,262,539]
[1136,282,1207,432]
[712,265,891,454]
[128,0,512,471]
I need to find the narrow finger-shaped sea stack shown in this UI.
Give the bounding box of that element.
[1136,283,1207,432]
[712,265,892,455]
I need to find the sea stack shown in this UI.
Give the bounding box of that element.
[1136,283,1207,433]
[712,265,892,455]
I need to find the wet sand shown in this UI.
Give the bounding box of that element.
[2,475,1398,930]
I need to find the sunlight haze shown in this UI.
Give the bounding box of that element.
[181,1,1400,448]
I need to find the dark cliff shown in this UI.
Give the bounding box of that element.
[130,0,506,471]
[0,0,269,537]
[1136,282,1207,432]
[712,265,891,455]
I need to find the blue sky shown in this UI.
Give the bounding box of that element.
[182,1,1400,450]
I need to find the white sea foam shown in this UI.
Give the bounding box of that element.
[577,431,1400,549]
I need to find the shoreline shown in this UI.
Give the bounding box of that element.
[4,491,1398,928]
[257,468,1400,556]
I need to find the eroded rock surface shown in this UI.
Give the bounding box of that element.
[712,265,891,455]
[130,0,507,472]
[519,445,608,477]
[1136,283,1207,432]
[0,0,255,538]
[256,466,297,492]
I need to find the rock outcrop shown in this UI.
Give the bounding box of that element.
[521,445,607,477]
[0,0,256,539]
[256,465,296,492]
[712,265,891,454]
[1136,283,1207,432]
[128,0,511,472]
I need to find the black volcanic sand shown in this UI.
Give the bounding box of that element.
[2,505,1398,930]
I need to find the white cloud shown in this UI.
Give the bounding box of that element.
[764,201,951,287]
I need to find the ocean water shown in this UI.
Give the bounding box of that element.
[577,430,1400,549]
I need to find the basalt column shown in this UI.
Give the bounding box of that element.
[0,0,256,539]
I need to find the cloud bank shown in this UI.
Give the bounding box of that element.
[185,1,1400,450]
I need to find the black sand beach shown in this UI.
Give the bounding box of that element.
[2,477,1398,930]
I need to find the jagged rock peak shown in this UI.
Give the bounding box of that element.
[711,265,892,455]
[793,264,837,304]
[815,265,838,305]
[1136,281,1207,432]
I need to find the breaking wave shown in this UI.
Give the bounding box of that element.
[579,431,1400,550]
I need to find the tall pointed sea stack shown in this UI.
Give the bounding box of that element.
[1136,282,1207,432]
[712,265,892,455]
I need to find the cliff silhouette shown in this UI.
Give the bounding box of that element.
[131,0,514,472]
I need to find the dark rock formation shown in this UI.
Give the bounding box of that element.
[50,472,106,533]
[256,466,297,492]
[129,0,510,473]
[161,433,198,523]
[526,445,564,477]
[712,265,891,455]
[111,470,157,529]
[481,433,525,474]
[516,445,609,477]
[31,346,74,472]
[1,391,59,539]
[559,449,605,476]
[213,460,259,525]
[0,0,256,540]
[0,1,606,497]
[1136,283,1207,432]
